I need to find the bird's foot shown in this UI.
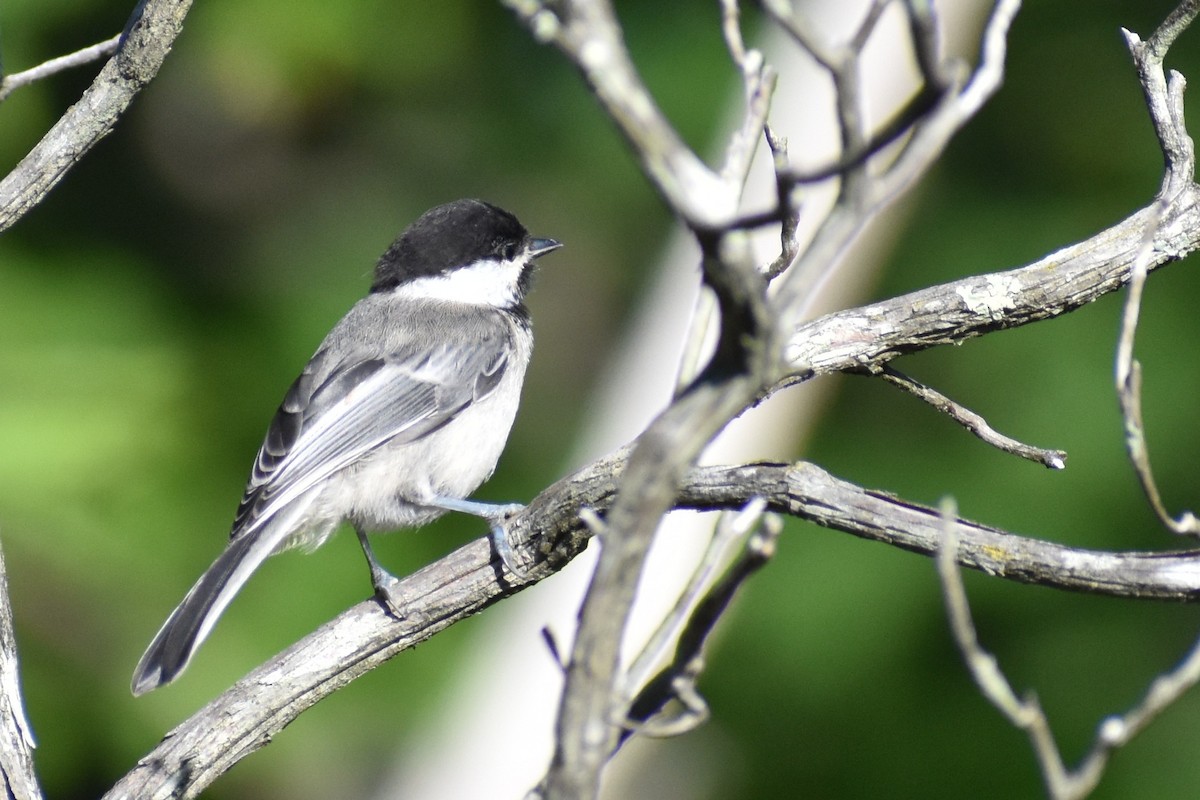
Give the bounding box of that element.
[355,526,407,618]
[489,516,529,580]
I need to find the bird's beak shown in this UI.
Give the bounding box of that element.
[528,238,563,259]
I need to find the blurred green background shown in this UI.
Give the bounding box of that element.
[4,0,1200,798]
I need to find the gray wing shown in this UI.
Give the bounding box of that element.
[229,307,511,541]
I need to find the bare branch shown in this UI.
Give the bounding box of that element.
[1108,1,1200,538]
[0,538,41,800]
[0,0,195,233]
[1146,0,1200,58]
[501,8,788,795]
[936,497,1087,800]
[718,51,776,196]
[955,0,1022,118]
[772,0,1024,335]
[113,446,1200,793]
[900,0,947,91]
[762,125,802,281]
[719,0,749,66]
[670,0,778,392]
[0,34,121,103]
[784,189,1200,384]
[690,461,1200,601]
[619,499,781,749]
[540,371,767,800]
[937,496,1200,800]
[715,0,777,195]
[622,500,760,699]
[1115,197,1200,534]
[104,1,1200,796]
[876,366,1067,469]
[621,660,710,740]
[503,0,737,227]
[763,0,840,70]
[109,444,1200,795]
[1123,9,1199,193]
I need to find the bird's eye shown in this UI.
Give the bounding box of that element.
[501,241,518,260]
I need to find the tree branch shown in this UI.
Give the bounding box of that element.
[89,0,1200,796]
[875,365,1067,469]
[784,188,1200,383]
[502,0,739,227]
[937,496,1200,800]
[618,499,781,749]
[0,0,194,232]
[110,449,1200,797]
[0,539,40,800]
[0,34,121,104]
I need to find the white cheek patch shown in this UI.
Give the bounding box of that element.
[393,257,525,308]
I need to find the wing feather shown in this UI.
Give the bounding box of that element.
[229,304,512,541]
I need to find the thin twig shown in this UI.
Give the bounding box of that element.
[772,0,1025,338]
[619,499,780,748]
[620,658,710,740]
[955,0,1022,118]
[1125,0,1200,195]
[719,0,748,68]
[851,0,896,52]
[762,125,802,280]
[1109,2,1200,536]
[0,1,195,233]
[876,366,1066,469]
[752,86,940,193]
[1146,0,1200,58]
[937,496,1200,800]
[1114,0,1200,532]
[936,497,1082,799]
[757,0,943,195]
[0,34,121,104]
[717,0,776,192]
[623,498,765,697]
[502,0,737,227]
[765,0,839,70]
[900,0,947,91]
[1114,197,1200,534]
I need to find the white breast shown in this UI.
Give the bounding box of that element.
[320,320,533,535]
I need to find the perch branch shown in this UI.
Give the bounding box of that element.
[111,452,1200,798]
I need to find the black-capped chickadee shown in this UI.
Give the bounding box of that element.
[131,199,560,695]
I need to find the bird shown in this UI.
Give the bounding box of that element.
[131,199,561,695]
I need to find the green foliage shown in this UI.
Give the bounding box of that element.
[3,1,1200,798]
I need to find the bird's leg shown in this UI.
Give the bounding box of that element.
[354,525,406,617]
[423,496,529,578]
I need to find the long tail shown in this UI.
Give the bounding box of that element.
[131,526,285,696]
